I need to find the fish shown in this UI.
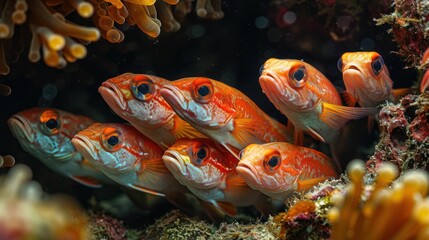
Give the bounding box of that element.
[420,48,429,93]
[259,58,377,146]
[236,142,338,202]
[98,73,205,150]
[71,123,191,207]
[162,138,272,216]
[338,52,410,108]
[8,108,110,187]
[160,77,293,158]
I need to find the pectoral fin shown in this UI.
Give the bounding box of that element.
[341,92,358,107]
[128,184,166,197]
[421,70,429,93]
[70,176,102,188]
[233,118,266,147]
[392,88,414,101]
[297,177,329,191]
[174,121,205,139]
[214,201,238,216]
[294,129,304,146]
[223,143,241,160]
[320,102,377,130]
[307,127,326,142]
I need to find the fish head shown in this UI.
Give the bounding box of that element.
[339,52,393,106]
[237,143,297,195]
[160,77,234,130]
[259,58,334,113]
[8,108,93,162]
[72,123,161,174]
[99,73,175,127]
[162,138,235,189]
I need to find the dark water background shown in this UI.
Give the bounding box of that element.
[0,0,418,224]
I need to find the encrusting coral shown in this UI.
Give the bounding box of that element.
[0,164,89,239]
[367,93,429,172]
[0,0,224,74]
[328,160,429,240]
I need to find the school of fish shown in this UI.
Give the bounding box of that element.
[9,52,414,217]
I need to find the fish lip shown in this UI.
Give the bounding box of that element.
[99,82,128,111]
[236,162,262,189]
[7,115,34,143]
[160,84,188,111]
[71,135,98,164]
[342,67,373,102]
[162,150,187,177]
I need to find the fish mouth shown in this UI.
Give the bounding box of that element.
[342,66,370,102]
[72,135,98,164]
[160,84,188,112]
[99,82,128,111]
[162,150,187,177]
[7,115,34,143]
[259,71,285,97]
[236,162,262,190]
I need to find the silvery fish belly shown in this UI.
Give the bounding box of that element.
[98,73,205,150]
[8,107,111,188]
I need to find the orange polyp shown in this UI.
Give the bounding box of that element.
[106,28,122,43]
[12,10,26,24]
[125,2,161,38]
[0,23,10,39]
[42,44,60,67]
[15,0,28,11]
[37,26,66,51]
[98,16,114,30]
[28,25,41,62]
[0,41,10,75]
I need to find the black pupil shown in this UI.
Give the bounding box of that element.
[45,119,58,129]
[197,148,207,162]
[293,69,305,81]
[372,59,382,73]
[268,156,279,168]
[107,136,119,146]
[137,83,150,95]
[198,86,210,97]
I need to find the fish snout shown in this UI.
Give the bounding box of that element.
[71,135,98,164]
[236,162,262,189]
[162,150,187,177]
[99,82,127,111]
[160,84,188,111]
[7,115,34,143]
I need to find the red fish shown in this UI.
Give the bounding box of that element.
[99,73,204,150]
[420,48,429,93]
[236,142,337,202]
[259,58,377,146]
[339,52,410,107]
[8,108,110,187]
[160,77,293,158]
[72,123,188,201]
[162,138,271,216]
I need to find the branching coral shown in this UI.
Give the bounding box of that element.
[0,164,89,239]
[328,160,429,240]
[367,93,429,172]
[0,0,224,74]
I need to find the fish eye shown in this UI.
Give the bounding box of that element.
[289,65,307,88]
[193,78,214,103]
[263,151,281,172]
[131,77,154,101]
[238,149,244,159]
[101,127,124,152]
[39,110,60,135]
[337,58,343,72]
[371,56,384,75]
[194,145,209,165]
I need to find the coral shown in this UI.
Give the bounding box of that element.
[0,155,14,168]
[89,212,131,240]
[375,0,429,68]
[142,210,215,239]
[0,83,11,96]
[367,93,429,172]
[213,220,279,240]
[0,164,89,239]
[0,0,224,74]
[274,179,345,240]
[328,160,429,240]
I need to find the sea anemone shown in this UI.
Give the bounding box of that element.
[328,159,429,240]
[0,164,89,239]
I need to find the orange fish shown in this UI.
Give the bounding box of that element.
[8,108,110,187]
[99,73,204,150]
[160,77,293,158]
[71,123,189,203]
[162,138,271,216]
[420,48,429,93]
[339,52,410,107]
[236,142,337,202]
[259,58,377,146]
